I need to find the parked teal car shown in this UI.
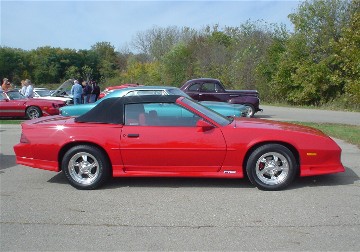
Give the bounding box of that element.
[59,86,248,117]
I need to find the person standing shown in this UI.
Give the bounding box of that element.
[94,82,100,101]
[20,80,27,95]
[2,78,11,91]
[89,81,99,103]
[71,80,83,105]
[82,81,91,104]
[24,79,34,98]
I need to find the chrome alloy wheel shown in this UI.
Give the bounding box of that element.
[68,152,100,185]
[255,152,289,186]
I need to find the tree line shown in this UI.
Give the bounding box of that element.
[1,0,359,109]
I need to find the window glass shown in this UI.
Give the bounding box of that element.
[124,104,145,125]
[136,90,165,96]
[124,102,200,127]
[200,83,216,92]
[36,89,51,97]
[167,88,191,98]
[0,93,6,101]
[214,83,224,92]
[7,92,25,100]
[124,91,135,96]
[188,83,201,91]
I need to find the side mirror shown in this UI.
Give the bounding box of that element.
[196,119,214,131]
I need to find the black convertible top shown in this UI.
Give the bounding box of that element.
[75,95,181,124]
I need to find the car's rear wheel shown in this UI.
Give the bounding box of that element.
[62,145,110,190]
[26,106,42,119]
[244,104,255,117]
[246,144,297,190]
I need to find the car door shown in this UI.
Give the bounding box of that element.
[197,83,229,102]
[0,93,26,117]
[120,102,227,173]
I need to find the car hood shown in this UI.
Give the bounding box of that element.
[233,117,327,137]
[11,97,65,104]
[35,96,72,102]
[51,79,74,98]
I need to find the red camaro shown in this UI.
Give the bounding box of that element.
[0,90,66,119]
[14,95,344,190]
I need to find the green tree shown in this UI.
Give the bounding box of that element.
[160,43,193,85]
[336,0,360,107]
[0,47,27,85]
[274,0,351,105]
[91,42,119,81]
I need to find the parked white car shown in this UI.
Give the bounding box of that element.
[31,80,74,104]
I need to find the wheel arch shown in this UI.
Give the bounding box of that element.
[58,141,112,172]
[242,141,300,175]
[25,105,42,117]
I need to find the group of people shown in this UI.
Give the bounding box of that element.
[71,80,100,105]
[1,78,34,98]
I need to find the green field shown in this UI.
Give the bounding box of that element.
[291,122,360,148]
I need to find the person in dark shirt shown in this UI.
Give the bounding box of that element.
[90,81,100,103]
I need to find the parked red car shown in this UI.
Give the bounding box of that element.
[0,90,66,119]
[14,95,344,190]
[98,84,143,99]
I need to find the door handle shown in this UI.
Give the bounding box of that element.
[127,134,139,138]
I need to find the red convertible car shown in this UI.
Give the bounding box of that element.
[14,95,344,190]
[0,90,67,119]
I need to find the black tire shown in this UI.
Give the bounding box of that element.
[244,104,255,118]
[26,106,42,119]
[246,144,297,191]
[62,145,111,190]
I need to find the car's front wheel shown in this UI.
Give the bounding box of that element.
[246,144,297,190]
[62,145,111,190]
[244,104,255,117]
[26,106,42,119]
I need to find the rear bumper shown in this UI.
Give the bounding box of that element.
[15,156,59,172]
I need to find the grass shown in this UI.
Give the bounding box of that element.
[0,119,24,124]
[292,122,360,148]
[262,101,360,112]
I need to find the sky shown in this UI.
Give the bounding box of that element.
[1,0,302,52]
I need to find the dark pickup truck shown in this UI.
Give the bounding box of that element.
[180,78,262,117]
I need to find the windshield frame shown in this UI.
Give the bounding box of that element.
[179,97,233,126]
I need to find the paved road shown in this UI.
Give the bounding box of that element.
[256,105,360,126]
[1,107,360,251]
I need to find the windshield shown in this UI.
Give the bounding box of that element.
[181,97,232,126]
[36,89,51,97]
[7,91,26,100]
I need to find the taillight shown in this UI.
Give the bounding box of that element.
[20,133,30,143]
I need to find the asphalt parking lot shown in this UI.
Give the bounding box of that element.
[1,108,360,251]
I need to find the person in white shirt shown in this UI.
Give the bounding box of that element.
[24,79,34,98]
[20,80,27,95]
